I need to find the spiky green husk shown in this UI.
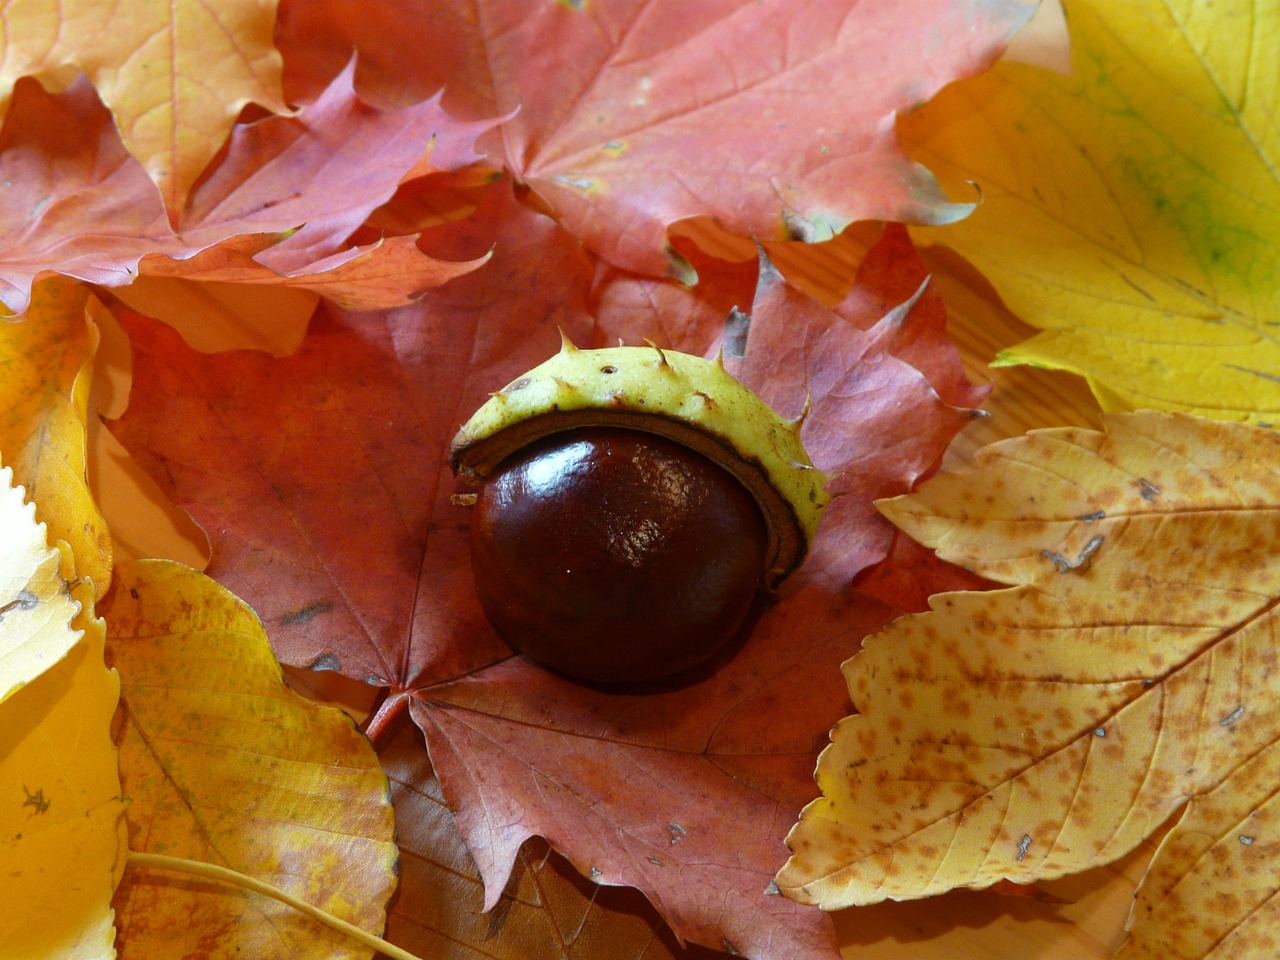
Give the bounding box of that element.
[450,339,830,587]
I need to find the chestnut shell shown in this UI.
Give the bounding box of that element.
[469,427,768,683]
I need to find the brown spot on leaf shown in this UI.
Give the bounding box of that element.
[281,600,333,626]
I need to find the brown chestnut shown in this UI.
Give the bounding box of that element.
[469,427,768,683]
[451,340,830,685]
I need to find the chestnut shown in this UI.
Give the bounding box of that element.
[469,427,768,682]
[451,338,829,684]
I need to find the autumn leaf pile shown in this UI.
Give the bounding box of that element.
[2,1,1277,959]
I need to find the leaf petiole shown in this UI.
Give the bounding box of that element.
[126,852,423,960]
[362,690,409,745]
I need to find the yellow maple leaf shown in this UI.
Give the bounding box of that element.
[0,465,125,959]
[105,559,398,960]
[901,0,1280,424]
[777,412,1280,959]
[0,278,112,591]
[0,0,287,214]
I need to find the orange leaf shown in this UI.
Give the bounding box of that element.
[136,233,491,317]
[0,0,287,214]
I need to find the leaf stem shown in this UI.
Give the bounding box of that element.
[363,690,409,746]
[126,851,423,960]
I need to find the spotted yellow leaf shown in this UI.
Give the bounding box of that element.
[105,559,398,960]
[1118,737,1280,958]
[902,0,1280,424]
[0,464,124,958]
[0,278,112,591]
[778,413,1280,960]
[0,0,286,213]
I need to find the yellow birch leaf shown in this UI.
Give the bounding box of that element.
[901,0,1280,424]
[0,466,125,958]
[777,412,1280,960]
[0,463,84,700]
[0,0,287,214]
[104,559,398,960]
[0,278,112,591]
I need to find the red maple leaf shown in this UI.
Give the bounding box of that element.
[276,0,1037,275]
[110,179,984,957]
